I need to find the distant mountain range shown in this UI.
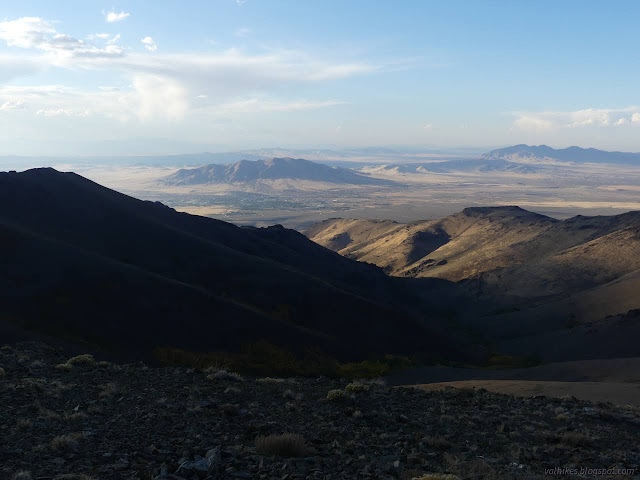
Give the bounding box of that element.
[484,144,640,165]
[162,157,397,186]
[366,158,538,175]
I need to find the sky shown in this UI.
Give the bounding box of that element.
[1,1,640,156]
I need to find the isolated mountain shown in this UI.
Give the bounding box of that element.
[0,168,454,362]
[367,158,537,175]
[162,157,396,186]
[483,144,640,165]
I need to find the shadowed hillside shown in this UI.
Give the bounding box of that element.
[0,168,455,363]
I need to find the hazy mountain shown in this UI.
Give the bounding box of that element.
[0,168,456,361]
[162,157,397,186]
[366,158,537,175]
[484,144,640,165]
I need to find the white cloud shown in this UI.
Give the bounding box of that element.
[105,11,130,23]
[234,27,251,38]
[36,108,89,117]
[0,17,55,48]
[132,74,188,121]
[512,106,640,131]
[0,16,378,128]
[217,98,345,113]
[0,99,25,111]
[513,115,553,131]
[141,36,157,52]
[236,0,247,5]
[0,17,124,59]
[633,113,640,123]
[567,108,610,127]
[423,123,433,130]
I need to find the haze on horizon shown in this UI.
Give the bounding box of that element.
[2,1,640,157]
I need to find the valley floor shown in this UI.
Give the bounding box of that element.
[2,343,639,480]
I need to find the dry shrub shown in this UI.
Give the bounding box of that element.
[255,433,307,457]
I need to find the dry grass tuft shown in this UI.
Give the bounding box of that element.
[16,419,33,430]
[51,432,85,452]
[256,377,286,383]
[326,389,346,401]
[255,433,307,457]
[12,471,32,480]
[345,382,370,393]
[67,354,96,366]
[55,354,96,371]
[207,369,244,382]
[64,412,88,425]
[32,400,61,421]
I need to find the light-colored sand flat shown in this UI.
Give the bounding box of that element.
[414,380,640,406]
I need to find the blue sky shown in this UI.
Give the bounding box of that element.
[1,1,640,155]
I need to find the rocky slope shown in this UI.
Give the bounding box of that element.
[2,342,639,480]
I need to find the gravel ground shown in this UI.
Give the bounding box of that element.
[1,342,639,480]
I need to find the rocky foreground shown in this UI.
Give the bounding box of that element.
[1,343,639,480]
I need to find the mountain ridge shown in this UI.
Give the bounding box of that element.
[0,167,455,362]
[483,144,640,165]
